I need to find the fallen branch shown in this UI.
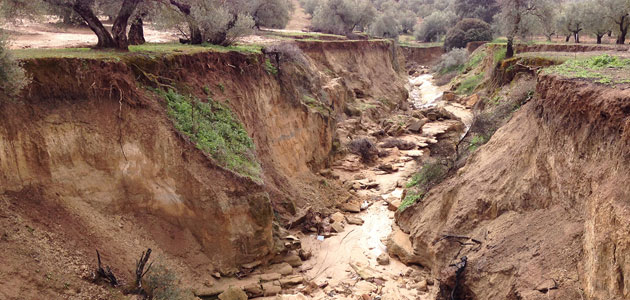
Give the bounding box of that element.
[435,234,482,245]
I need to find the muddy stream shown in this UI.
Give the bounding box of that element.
[202,73,472,300]
[291,74,472,299]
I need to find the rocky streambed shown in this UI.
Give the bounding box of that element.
[203,72,472,300]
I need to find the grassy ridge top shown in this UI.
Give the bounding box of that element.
[12,43,264,60]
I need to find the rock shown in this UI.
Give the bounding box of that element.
[386,226,428,266]
[298,249,312,261]
[463,94,481,108]
[262,282,282,297]
[331,222,344,233]
[378,164,398,173]
[212,272,221,279]
[284,252,303,267]
[426,278,435,286]
[259,272,282,282]
[244,283,264,297]
[242,260,262,269]
[354,280,377,294]
[417,279,428,292]
[387,199,401,211]
[346,216,364,225]
[411,111,425,119]
[270,262,293,275]
[406,118,427,133]
[404,150,423,158]
[218,287,247,300]
[442,91,458,102]
[330,212,345,224]
[340,201,361,213]
[279,275,304,287]
[377,253,391,265]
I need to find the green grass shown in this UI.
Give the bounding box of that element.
[465,51,486,70]
[399,41,443,48]
[545,54,630,85]
[264,58,278,75]
[12,43,263,60]
[493,47,507,64]
[400,162,447,212]
[302,95,330,115]
[456,73,484,95]
[468,134,489,152]
[399,191,423,212]
[161,89,262,181]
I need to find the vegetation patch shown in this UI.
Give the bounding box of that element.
[456,73,484,95]
[302,95,330,115]
[400,162,447,212]
[545,54,630,85]
[161,89,262,181]
[143,264,195,300]
[264,58,278,75]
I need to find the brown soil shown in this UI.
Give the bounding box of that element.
[397,73,630,299]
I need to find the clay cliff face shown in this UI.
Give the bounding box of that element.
[0,40,408,297]
[398,74,630,299]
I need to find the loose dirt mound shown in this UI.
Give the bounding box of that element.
[397,74,630,299]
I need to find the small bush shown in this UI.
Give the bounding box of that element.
[348,138,378,163]
[400,161,447,212]
[433,48,469,75]
[264,58,278,75]
[0,34,29,99]
[263,43,309,66]
[444,18,492,50]
[143,264,195,300]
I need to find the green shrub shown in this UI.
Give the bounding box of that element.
[162,90,262,181]
[0,34,29,99]
[468,134,488,152]
[143,264,195,300]
[399,191,423,212]
[264,58,278,75]
[400,162,447,212]
[444,18,492,50]
[433,48,469,75]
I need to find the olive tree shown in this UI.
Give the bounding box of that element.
[584,0,612,44]
[600,0,630,44]
[311,0,376,36]
[369,9,400,38]
[414,10,457,42]
[497,0,550,58]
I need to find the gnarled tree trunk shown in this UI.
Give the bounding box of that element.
[111,0,142,50]
[72,0,115,48]
[617,16,628,45]
[128,15,146,45]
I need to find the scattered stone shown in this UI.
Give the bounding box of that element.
[416,279,428,292]
[280,275,304,287]
[387,199,401,211]
[406,118,427,133]
[340,201,361,213]
[218,286,247,300]
[346,216,364,225]
[377,253,391,265]
[298,249,312,261]
[386,227,427,266]
[212,272,221,279]
[404,150,424,158]
[361,201,370,210]
[463,93,481,108]
[378,163,398,173]
[330,212,345,224]
[354,280,377,294]
[259,272,282,282]
[244,283,264,297]
[381,138,416,150]
[262,282,282,297]
[331,222,344,233]
[442,91,458,102]
[426,278,435,286]
[284,252,303,267]
[270,262,293,275]
[242,260,262,269]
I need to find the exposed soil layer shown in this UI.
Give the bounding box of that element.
[397,74,630,299]
[0,40,408,299]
